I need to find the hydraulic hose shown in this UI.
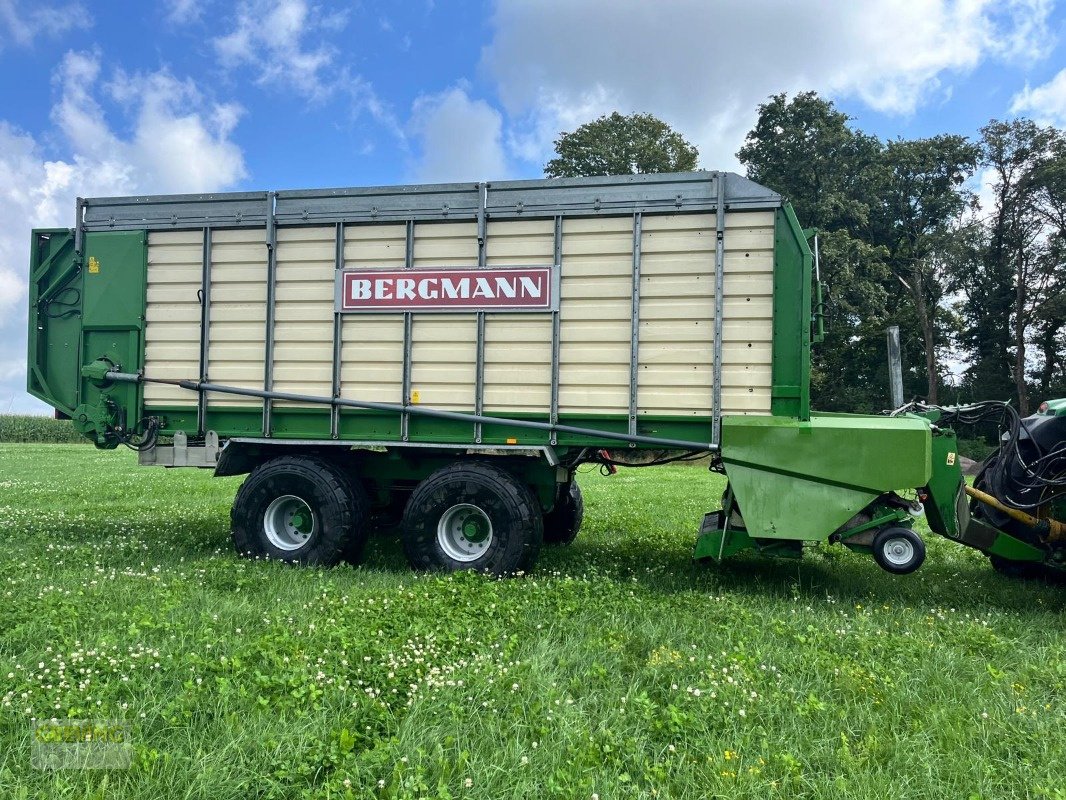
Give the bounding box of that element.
[965,485,1065,542]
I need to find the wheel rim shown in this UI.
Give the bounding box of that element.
[437,503,493,562]
[263,495,316,551]
[881,536,914,567]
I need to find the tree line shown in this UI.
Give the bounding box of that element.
[546,100,1066,415]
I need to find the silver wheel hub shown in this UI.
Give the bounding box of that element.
[437,503,493,562]
[263,494,316,551]
[882,537,914,566]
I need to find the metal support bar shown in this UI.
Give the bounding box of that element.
[549,215,562,445]
[262,191,278,437]
[156,378,717,452]
[628,213,642,441]
[711,173,727,446]
[108,368,715,451]
[330,221,344,439]
[74,197,86,256]
[197,226,212,436]
[474,181,488,444]
[401,220,415,441]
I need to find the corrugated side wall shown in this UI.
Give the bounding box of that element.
[144,231,201,407]
[143,210,774,419]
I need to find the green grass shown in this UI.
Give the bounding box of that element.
[0,415,85,444]
[0,445,1063,799]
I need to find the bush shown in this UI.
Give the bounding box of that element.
[0,414,86,444]
[956,436,997,463]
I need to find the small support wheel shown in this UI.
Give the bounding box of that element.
[231,455,369,566]
[543,481,584,545]
[872,526,925,574]
[401,461,543,575]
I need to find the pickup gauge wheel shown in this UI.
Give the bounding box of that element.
[543,481,584,545]
[231,455,369,566]
[872,526,925,574]
[401,461,543,575]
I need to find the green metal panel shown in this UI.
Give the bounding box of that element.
[769,204,813,419]
[923,429,963,538]
[26,229,81,414]
[80,231,148,433]
[986,532,1046,561]
[28,228,147,444]
[719,413,931,541]
[148,403,716,451]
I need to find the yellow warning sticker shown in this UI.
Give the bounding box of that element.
[88,256,100,274]
[946,452,956,466]
[410,390,420,404]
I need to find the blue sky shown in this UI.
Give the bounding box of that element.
[2,0,1066,413]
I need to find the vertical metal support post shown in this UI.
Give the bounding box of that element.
[474,182,488,444]
[401,220,415,441]
[330,221,344,439]
[711,173,727,447]
[549,215,562,445]
[73,197,86,258]
[197,226,212,436]
[628,213,643,441]
[262,191,277,437]
[886,325,904,409]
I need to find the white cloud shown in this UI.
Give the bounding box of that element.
[0,49,248,414]
[483,0,1054,170]
[408,85,508,183]
[0,0,90,49]
[214,0,346,100]
[163,0,203,25]
[1010,68,1066,126]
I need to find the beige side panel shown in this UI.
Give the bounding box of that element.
[636,212,774,417]
[484,219,554,413]
[558,216,633,414]
[273,226,335,406]
[208,228,267,408]
[144,230,202,406]
[721,210,774,416]
[340,224,406,403]
[409,222,478,410]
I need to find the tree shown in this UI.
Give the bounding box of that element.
[544,112,699,178]
[738,92,883,231]
[1029,137,1066,401]
[874,136,979,403]
[963,120,1060,413]
[738,92,895,412]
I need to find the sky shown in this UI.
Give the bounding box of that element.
[1,0,1065,413]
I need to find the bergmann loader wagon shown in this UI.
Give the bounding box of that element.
[26,171,1066,577]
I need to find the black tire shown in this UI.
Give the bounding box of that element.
[543,481,584,545]
[331,467,373,565]
[871,526,925,575]
[401,461,542,575]
[231,455,369,566]
[988,555,1049,579]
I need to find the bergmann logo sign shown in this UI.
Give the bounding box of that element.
[336,266,558,313]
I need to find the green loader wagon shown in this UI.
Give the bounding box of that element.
[26,171,1066,576]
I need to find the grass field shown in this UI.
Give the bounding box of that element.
[0,444,1063,799]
